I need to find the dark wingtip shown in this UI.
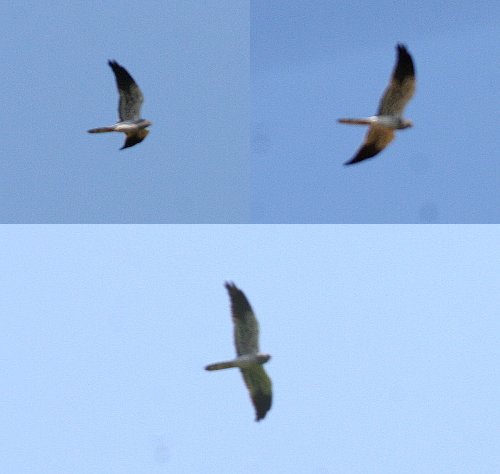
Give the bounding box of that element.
[393,43,415,81]
[120,135,146,150]
[343,143,381,165]
[254,395,272,422]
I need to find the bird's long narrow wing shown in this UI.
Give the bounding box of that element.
[108,60,144,121]
[240,365,272,421]
[225,282,260,357]
[344,125,395,165]
[377,44,415,116]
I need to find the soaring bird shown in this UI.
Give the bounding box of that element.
[88,60,151,150]
[205,282,272,421]
[338,44,415,165]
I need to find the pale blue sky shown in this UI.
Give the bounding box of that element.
[252,1,500,223]
[1,1,249,222]
[2,225,499,473]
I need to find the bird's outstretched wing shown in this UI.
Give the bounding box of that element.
[108,60,144,121]
[377,44,415,116]
[121,129,149,150]
[225,282,260,357]
[240,365,272,421]
[344,125,395,165]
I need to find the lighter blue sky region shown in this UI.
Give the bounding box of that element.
[1,1,249,223]
[1,225,499,473]
[252,1,500,223]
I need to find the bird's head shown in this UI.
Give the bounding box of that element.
[256,353,271,364]
[398,118,413,129]
[140,119,152,129]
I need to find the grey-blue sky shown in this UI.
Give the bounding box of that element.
[1,1,249,222]
[251,1,500,223]
[1,225,499,472]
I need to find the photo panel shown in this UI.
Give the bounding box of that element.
[1,1,250,223]
[2,224,499,471]
[251,1,499,222]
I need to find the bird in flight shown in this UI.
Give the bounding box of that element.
[88,60,151,150]
[205,282,272,421]
[338,44,415,165]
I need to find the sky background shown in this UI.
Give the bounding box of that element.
[1,225,499,473]
[252,1,500,223]
[1,1,249,223]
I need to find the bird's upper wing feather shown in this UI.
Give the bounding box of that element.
[240,365,272,421]
[225,282,259,356]
[108,60,144,121]
[377,44,415,116]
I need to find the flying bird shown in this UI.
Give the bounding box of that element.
[338,44,415,165]
[205,282,272,422]
[88,60,151,150]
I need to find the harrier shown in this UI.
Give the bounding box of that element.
[205,282,272,421]
[338,44,415,165]
[88,60,151,150]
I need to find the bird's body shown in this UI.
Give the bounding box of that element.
[338,115,412,129]
[339,44,415,165]
[88,60,151,150]
[205,282,272,422]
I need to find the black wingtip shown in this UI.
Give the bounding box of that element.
[393,43,415,81]
[225,282,254,321]
[343,142,382,165]
[254,395,272,422]
[120,134,146,150]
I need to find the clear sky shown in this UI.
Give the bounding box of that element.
[1,1,249,223]
[2,225,499,473]
[251,1,500,223]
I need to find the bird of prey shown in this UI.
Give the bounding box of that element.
[205,282,272,422]
[338,44,415,165]
[88,60,151,150]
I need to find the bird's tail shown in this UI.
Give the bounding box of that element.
[87,127,115,133]
[338,118,373,126]
[205,360,237,371]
